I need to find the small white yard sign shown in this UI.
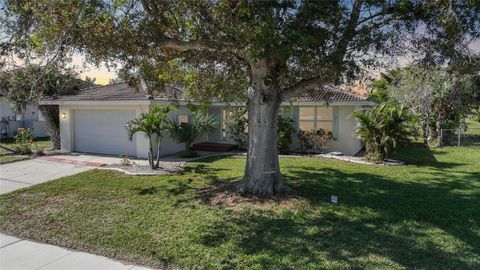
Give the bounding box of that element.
[331,195,338,204]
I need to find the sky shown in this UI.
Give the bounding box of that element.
[77,41,480,86]
[72,55,118,85]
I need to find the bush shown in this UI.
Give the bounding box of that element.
[14,128,34,154]
[224,111,295,153]
[224,108,248,149]
[179,149,200,158]
[277,115,295,153]
[297,128,335,153]
[168,111,216,158]
[352,102,414,162]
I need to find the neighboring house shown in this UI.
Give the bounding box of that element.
[40,82,374,158]
[0,91,48,139]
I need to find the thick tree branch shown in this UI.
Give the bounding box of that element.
[282,1,364,101]
[281,76,329,100]
[333,0,364,63]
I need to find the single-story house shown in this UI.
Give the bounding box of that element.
[0,91,48,139]
[40,82,374,158]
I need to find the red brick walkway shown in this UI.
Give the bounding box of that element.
[38,157,105,167]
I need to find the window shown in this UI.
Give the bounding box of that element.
[178,114,189,124]
[298,106,333,131]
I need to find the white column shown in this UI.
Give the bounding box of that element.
[59,106,74,152]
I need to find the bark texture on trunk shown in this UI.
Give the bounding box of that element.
[239,60,285,196]
[155,137,161,168]
[38,105,60,149]
[422,114,429,146]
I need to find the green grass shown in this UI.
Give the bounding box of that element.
[0,137,51,164]
[0,144,479,269]
[465,118,480,135]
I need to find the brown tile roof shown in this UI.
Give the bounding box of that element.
[289,85,367,103]
[47,82,367,103]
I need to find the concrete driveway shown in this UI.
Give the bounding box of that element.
[0,158,93,195]
[0,155,156,269]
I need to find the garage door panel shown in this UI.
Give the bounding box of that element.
[74,110,137,156]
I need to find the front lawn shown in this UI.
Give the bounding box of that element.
[0,137,51,164]
[0,144,479,269]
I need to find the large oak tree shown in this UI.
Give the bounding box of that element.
[2,0,479,195]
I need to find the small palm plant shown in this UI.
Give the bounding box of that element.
[126,105,173,169]
[168,112,217,158]
[352,102,414,162]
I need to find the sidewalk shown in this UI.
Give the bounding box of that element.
[0,233,154,270]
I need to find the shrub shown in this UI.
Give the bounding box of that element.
[224,108,248,149]
[121,152,132,166]
[277,115,295,153]
[15,128,34,154]
[297,128,335,153]
[168,112,217,158]
[352,102,414,162]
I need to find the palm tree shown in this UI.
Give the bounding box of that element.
[352,102,414,162]
[168,112,217,158]
[127,105,172,168]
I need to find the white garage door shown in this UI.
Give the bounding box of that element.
[74,110,137,156]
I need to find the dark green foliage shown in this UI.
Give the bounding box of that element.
[352,102,414,162]
[0,65,86,149]
[277,115,295,154]
[14,128,34,154]
[297,129,335,153]
[168,112,217,157]
[368,71,398,103]
[224,108,248,150]
[127,105,173,168]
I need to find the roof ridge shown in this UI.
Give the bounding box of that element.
[316,85,366,99]
[79,81,128,92]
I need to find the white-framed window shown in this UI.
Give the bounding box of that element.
[298,106,333,131]
[178,114,189,124]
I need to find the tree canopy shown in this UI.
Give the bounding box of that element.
[2,0,479,195]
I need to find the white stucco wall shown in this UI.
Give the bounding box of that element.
[152,105,194,157]
[0,99,48,138]
[0,99,15,120]
[326,105,363,155]
[58,103,365,158]
[285,105,363,155]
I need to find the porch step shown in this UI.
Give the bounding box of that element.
[192,142,238,152]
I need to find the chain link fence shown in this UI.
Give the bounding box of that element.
[440,128,480,147]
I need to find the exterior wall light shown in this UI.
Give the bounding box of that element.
[61,112,67,119]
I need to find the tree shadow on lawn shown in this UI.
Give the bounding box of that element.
[391,142,465,169]
[197,167,480,269]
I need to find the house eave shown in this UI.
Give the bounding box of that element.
[39,100,153,105]
[284,100,376,106]
[39,99,375,107]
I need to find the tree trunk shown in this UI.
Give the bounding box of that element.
[239,60,285,196]
[422,113,429,146]
[148,137,154,169]
[155,137,161,168]
[38,105,60,149]
[436,110,442,143]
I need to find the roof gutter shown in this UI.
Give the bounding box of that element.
[38,100,153,106]
[39,99,376,107]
